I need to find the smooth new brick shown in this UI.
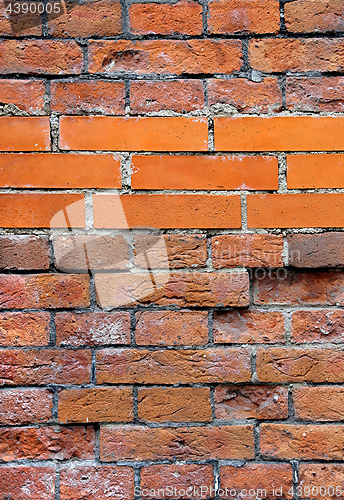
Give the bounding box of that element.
[286,76,344,113]
[0,79,46,114]
[135,311,209,346]
[0,312,50,347]
[60,116,208,151]
[0,274,89,309]
[285,0,344,33]
[55,312,131,347]
[96,348,251,384]
[89,40,242,75]
[291,310,344,343]
[58,388,133,424]
[299,465,344,499]
[294,386,344,421]
[0,467,55,500]
[288,233,344,267]
[212,234,283,268]
[208,77,282,113]
[130,80,204,114]
[0,349,91,386]
[0,236,49,270]
[257,347,344,383]
[0,117,49,151]
[288,155,344,189]
[215,385,288,420]
[213,310,285,344]
[95,271,249,308]
[0,426,95,461]
[137,387,211,423]
[0,389,53,425]
[129,1,202,35]
[131,155,279,190]
[51,80,125,115]
[93,195,241,229]
[100,425,255,461]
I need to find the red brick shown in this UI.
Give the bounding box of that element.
[286,76,344,113]
[0,79,46,114]
[213,310,285,344]
[256,347,344,383]
[208,77,282,113]
[130,80,204,114]
[285,0,344,33]
[60,116,208,151]
[0,467,55,500]
[0,117,49,151]
[0,236,49,270]
[291,310,344,343]
[96,348,251,384]
[135,311,209,346]
[93,195,241,229]
[215,385,288,420]
[58,388,133,424]
[55,312,131,347]
[54,235,129,271]
[60,465,134,500]
[0,40,83,74]
[131,155,278,190]
[0,426,95,461]
[95,271,249,308]
[100,425,255,461]
[0,389,52,425]
[48,0,122,36]
[288,233,344,267]
[0,312,50,347]
[299,464,344,499]
[288,155,344,189]
[129,1,202,35]
[51,80,125,115]
[294,386,344,421]
[0,274,89,309]
[138,387,211,423]
[0,349,91,386]
[0,0,42,35]
[89,40,242,75]
[212,234,283,268]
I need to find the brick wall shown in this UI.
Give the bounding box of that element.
[1,0,344,498]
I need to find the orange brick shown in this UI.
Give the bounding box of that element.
[287,154,344,189]
[0,467,55,500]
[247,194,344,228]
[0,389,52,425]
[60,116,208,151]
[285,0,344,33]
[0,80,46,114]
[299,464,344,499]
[294,386,344,421]
[131,155,278,190]
[93,194,241,229]
[0,312,50,347]
[291,310,344,343]
[286,76,344,113]
[0,117,49,151]
[0,0,41,35]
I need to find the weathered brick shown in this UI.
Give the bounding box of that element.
[286,77,344,113]
[0,467,55,500]
[0,312,50,347]
[0,117,49,151]
[288,155,344,189]
[0,389,53,425]
[291,310,344,343]
[285,0,344,33]
[0,236,49,270]
[288,233,344,267]
[299,464,344,499]
[0,79,46,114]
[0,0,42,35]
[294,386,344,421]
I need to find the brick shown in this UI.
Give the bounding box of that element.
[294,387,344,421]
[291,310,344,343]
[140,464,214,499]
[215,385,288,420]
[285,0,344,33]
[0,40,83,74]
[100,425,255,461]
[135,311,209,346]
[133,234,207,269]
[129,1,202,35]
[96,348,251,384]
[55,312,131,347]
[0,389,52,425]
[260,424,344,460]
[130,80,204,114]
[0,274,89,309]
[0,236,49,270]
[288,233,344,267]
[0,426,95,461]
[299,464,344,499]
[0,79,45,114]
[60,116,208,151]
[0,349,91,386]
[0,0,42,35]
[54,235,129,271]
[0,194,85,228]
[212,234,283,268]
[253,270,344,306]
[286,76,344,113]
[213,310,285,344]
[131,155,278,190]
[0,312,50,347]
[137,387,211,422]
[249,38,344,73]
[89,40,242,75]
[208,77,282,113]
[288,155,344,189]
[95,271,249,308]
[48,0,121,36]
[93,195,241,229]
[58,388,133,424]
[60,465,134,500]
[215,116,344,152]
[0,467,55,500]
[256,347,344,383]
[51,80,125,115]
[248,194,344,228]
[0,117,49,151]
[221,464,293,499]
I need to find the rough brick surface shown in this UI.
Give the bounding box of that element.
[0,79,46,114]
[284,0,344,33]
[288,233,344,267]
[0,312,50,347]
[0,467,55,500]
[286,77,344,113]
[299,464,344,499]
[293,386,344,421]
[0,235,49,270]
[291,310,344,343]
[0,389,53,424]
